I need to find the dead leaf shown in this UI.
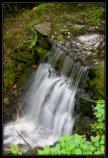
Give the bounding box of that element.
[83,133,87,138]
[32,64,37,69]
[13,84,17,89]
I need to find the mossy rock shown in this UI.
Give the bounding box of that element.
[89,63,104,99]
[34,23,51,49]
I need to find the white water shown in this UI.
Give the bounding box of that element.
[4,47,88,152]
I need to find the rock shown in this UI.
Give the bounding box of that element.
[77,94,94,116]
[4,148,12,155]
[25,146,44,155]
[77,34,104,50]
[34,22,51,36]
[49,141,59,148]
[66,42,70,47]
[85,51,92,56]
[95,61,100,65]
[63,47,68,51]
[52,33,104,68]
[34,23,51,50]
[74,24,85,29]
[83,60,94,67]
[73,114,93,134]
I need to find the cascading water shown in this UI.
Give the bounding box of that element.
[3,45,88,152]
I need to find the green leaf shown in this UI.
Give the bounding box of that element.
[100,146,104,153]
[9,144,22,155]
[81,144,88,150]
[74,148,82,154]
[69,143,75,149]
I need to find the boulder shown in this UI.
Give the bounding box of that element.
[34,22,51,36]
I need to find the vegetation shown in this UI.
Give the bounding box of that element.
[3,3,36,17]
[89,63,104,99]
[91,100,105,133]
[9,144,23,155]
[37,134,104,155]
[37,100,105,155]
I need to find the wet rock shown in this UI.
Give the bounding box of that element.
[63,47,68,51]
[73,114,93,134]
[83,60,94,67]
[66,41,70,47]
[49,141,59,148]
[51,33,104,67]
[76,92,95,117]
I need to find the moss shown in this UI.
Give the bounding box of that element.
[39,36,49,49]
[87,6,104,26]
[36,3,48,16]
[68,25,81,35]
[36,31,50,49]
[89,63,104,99]
[4,70,16,87]
[17,72,30,87]
[4,97,10,105]
[36,47,48,58]
[56,35,64,41]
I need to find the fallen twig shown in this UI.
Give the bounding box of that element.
[16,131,32,150]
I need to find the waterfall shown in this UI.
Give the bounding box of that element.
[3,45,88,152]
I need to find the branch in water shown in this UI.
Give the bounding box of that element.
[16,131,32,150]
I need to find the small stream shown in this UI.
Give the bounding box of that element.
[3,33,104,153]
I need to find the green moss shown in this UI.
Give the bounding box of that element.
[90,63,104,99]
[17,72,29,87]
[87,6,104,26]
[39,36,49,49]
[68,25,80,35]
[56,35,64,41]
[4,70,16,87]
[36,3,48,16]
[4,97,10,105]
[36,47,48,58]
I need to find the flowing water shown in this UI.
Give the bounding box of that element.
[3,44,88,152]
